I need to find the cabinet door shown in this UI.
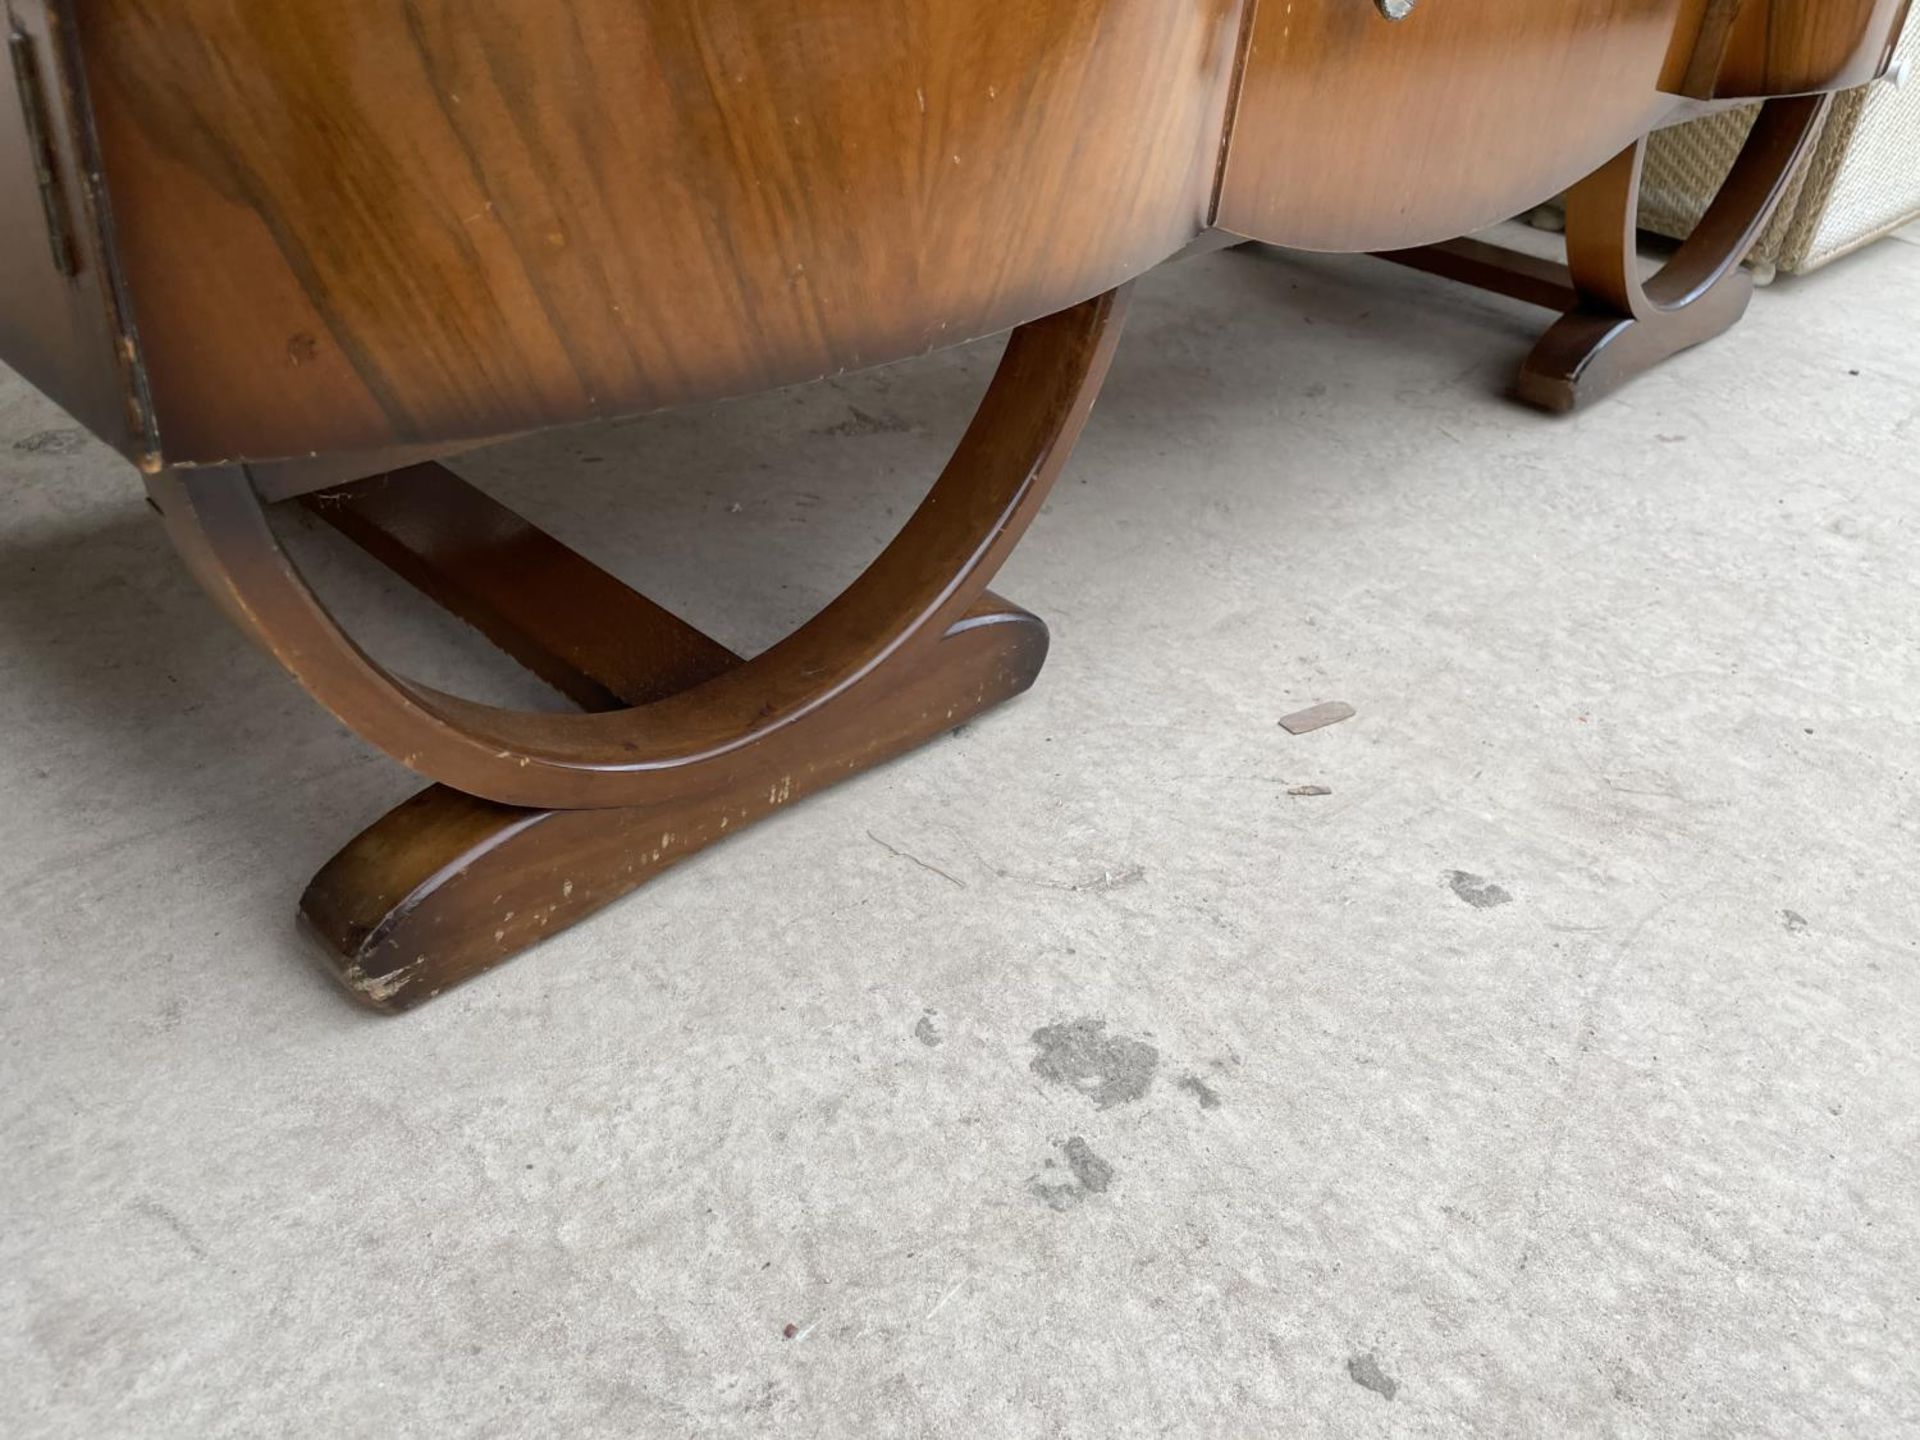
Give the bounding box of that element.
[1,6,143,462]
[1216,0,1687,251]
[73,0,1244,466]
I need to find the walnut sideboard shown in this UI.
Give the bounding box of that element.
[1,0,1907,1008]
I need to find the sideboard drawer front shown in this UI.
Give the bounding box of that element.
[1217,0,1686,252]
[74,0,1243,465]
[1708,0,1911,96]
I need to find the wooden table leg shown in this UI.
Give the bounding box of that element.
[299,592,1046,1011]
[1379,96,1830,413]
[146,288,1132,1011]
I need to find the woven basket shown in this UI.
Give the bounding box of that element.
[1639,21,1920,276]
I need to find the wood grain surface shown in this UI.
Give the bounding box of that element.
[73,0,1241,465]
[1216,0,1691,252]
[1680,0,1910,97]
[8,0,1909,468]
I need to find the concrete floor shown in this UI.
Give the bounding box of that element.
[3,231,1917,1438]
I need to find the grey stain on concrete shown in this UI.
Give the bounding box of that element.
[12,428,86,455]
[1031,1137,1115,1211]
[913,1012,943,1047]
[1347,1351,1398,1401]
[1178,1073,1223,1109]
[1446,870,1513,909]
[131,1197,212,1264]
[1063,1137,1113,1193]
[817,405,913,438]
[1030,1178,1079,1212]
[1782,909,1810,935]
[1030,1018,1159,1109]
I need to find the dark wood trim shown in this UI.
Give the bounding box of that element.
[300,465,741,713]
[1376,237,1578,315]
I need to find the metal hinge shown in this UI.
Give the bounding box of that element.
[9,25,79,278]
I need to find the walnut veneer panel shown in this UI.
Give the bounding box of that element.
[74,0,1243,464]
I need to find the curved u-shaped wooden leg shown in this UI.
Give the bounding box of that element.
[1515,95,1829,412]
[148,288,1132,1009]
[1378,95,1829,412]
[150,287,1129,811]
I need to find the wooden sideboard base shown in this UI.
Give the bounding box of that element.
[1378,94,1830,413]
[144,288,1130,1011]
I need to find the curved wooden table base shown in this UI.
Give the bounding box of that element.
[148,288,1128,811]
[121,86,1832,1011]
[147,288,1131,1010]
[1379,95,1830,413]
